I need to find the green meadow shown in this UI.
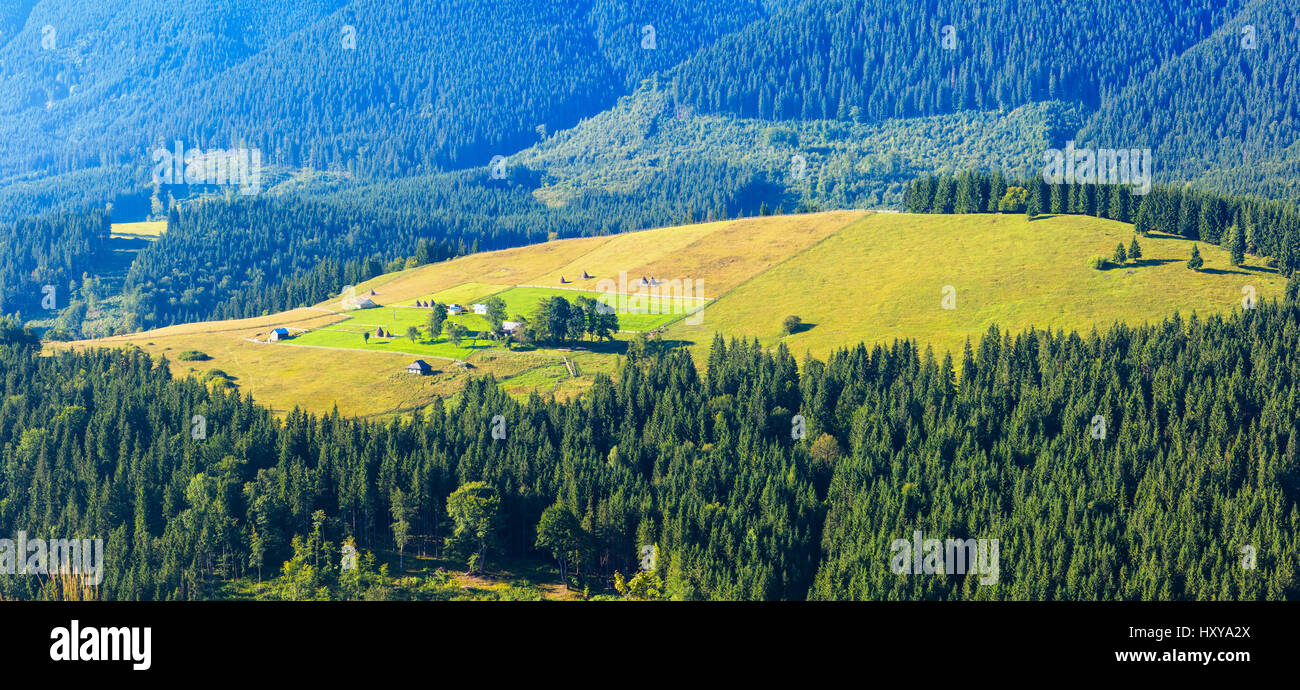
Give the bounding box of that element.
[282,306,492,360]
[305,286,710,365]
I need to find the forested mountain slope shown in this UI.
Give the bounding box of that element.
[1081,0,1300,197]
[0,0,785,183]
[670,0,1243,122]
[510,83,1084,209]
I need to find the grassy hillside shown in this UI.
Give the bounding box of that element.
[109,220,166,239]
[668,213,1286,361]
[56,210,1285,417]
[57,212,857,415]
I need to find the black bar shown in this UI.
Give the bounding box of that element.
[0,601,1288,679]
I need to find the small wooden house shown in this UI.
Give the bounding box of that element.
[406,360,433,376]
[269,327,290,342]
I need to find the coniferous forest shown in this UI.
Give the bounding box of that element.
[4,282,1299,600]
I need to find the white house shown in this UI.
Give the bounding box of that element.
[268,328,290,342]
[447,304,465,316]
[472,303,489,315]
[501,321,522,335]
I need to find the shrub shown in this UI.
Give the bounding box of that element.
[203,369,236,390]
[1087,255,1107,270]
[178,350,211,361]
[782,315,802,335]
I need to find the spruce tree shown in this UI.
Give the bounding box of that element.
[1228,224,1246,266]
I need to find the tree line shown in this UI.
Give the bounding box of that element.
[903,171,1300,277]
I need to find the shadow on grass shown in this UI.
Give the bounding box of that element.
[1143,230,1192,241]
[506,339,630,356]
[1197,267,1253,276]
[1128,258,1178,268]
[651,338,698,349]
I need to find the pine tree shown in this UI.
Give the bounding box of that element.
[1188,243,1204,271]
[1113,242,1127,265]
[1128,236,1142,263]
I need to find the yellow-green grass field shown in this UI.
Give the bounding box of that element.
[666,212,1287,363]
[316,211,860,311]
[58,210,1279,418]
[109,221,167,239]
[50,210,852,415]
[523,211,864,295]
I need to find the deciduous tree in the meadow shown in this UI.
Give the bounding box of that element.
[428,303,448,340]
[485,296,507,330]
